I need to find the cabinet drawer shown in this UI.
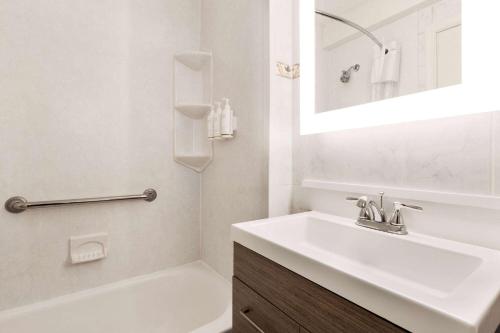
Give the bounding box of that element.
[233,277,300,333]
[234,242,406,333]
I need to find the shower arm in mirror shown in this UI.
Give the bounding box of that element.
[315,10,388,54]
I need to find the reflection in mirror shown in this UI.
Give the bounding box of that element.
[315,0,462,113]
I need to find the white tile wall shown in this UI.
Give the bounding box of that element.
[292,95,500,251]
[294,113,492,194]
[200,0,269,279]
[0,0,203,311]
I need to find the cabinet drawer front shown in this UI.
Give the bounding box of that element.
[233,277,300,333]
[234,243,406,333]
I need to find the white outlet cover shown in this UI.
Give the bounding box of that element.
[69,233,108,264]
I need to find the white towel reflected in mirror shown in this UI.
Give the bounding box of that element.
[371,41,401,101]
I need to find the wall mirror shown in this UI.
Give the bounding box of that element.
[300,0,500,134]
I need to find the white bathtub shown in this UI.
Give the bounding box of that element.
[0,261,232,333]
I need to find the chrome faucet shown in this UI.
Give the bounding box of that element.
[346,193,423,235]
[347,192,386,222]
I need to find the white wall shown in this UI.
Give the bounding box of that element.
[268,0,295,217]
[0,0,202,311]
[200,0,269,279]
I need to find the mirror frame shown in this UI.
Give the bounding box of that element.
[300,1,500,135]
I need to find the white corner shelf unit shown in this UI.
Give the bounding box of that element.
[175,103,212,119]
[175,51,212,71]
[173,50,213,172]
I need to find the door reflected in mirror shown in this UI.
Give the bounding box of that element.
[315,0,462,113]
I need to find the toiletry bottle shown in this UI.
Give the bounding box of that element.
[221,98,234,138]
[207,105,215,140]
[213,102,222,139]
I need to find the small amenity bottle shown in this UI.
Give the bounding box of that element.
[213,102,222,139]
[207,105,215,140]
[221,98,234,138]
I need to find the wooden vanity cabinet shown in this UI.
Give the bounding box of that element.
[233,277,300,333]
[232,242,407,333]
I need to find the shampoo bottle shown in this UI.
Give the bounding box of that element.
[221,98,234,138]
[213,102,222,139]
[207,105,215,140]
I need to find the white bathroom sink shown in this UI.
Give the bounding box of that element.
[231,211,500,333]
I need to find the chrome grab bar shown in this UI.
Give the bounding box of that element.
[4,188,157,214]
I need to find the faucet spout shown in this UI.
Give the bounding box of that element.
[367,200,386,223]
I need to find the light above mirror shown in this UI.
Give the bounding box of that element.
[300,1,500,135]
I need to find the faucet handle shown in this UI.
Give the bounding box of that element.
[389,202,423,227]
[346,196,368,208]
[396,202,423,211]
[346,196,371,220]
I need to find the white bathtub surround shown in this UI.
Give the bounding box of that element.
[0,0,203,311]
[0,0,271,312]
[200,0,270,279]
[0,261,231,333]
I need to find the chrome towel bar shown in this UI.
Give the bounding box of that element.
[4,188,157,214]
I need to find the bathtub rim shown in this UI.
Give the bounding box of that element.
[0,260,231,332]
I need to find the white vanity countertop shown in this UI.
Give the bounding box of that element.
[231,211,500,333]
